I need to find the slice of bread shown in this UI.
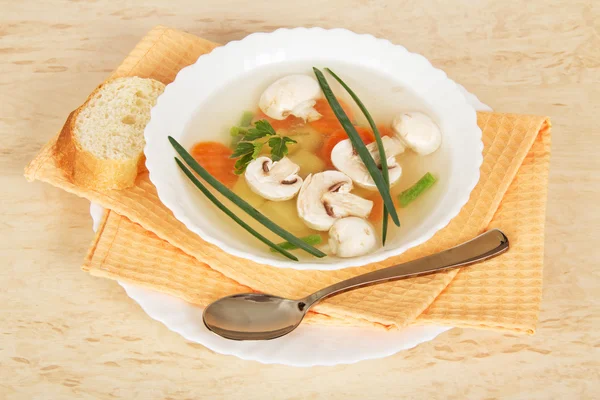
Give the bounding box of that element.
[55,77,165,190]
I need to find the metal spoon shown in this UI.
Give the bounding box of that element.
[203,229,509,340]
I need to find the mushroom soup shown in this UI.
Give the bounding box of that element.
[186,73,442,259]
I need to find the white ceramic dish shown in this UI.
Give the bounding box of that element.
[144,27,483,270]
[94,86,490,367]
[122,281,450,367]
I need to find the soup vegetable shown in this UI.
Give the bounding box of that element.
[177,69,441,260]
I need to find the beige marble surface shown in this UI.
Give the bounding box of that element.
[2,0,599,398]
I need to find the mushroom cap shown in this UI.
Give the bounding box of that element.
[245,156,303,201]
[331,136,404,190]
[328,217,377,258]
[258,75,322,121]
[392,111,442,155]
[296,171,373,231]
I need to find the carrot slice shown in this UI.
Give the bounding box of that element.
[190,142,238,188]
[310,98,355,134]
[319,126,376,166]
[356,126,376,144]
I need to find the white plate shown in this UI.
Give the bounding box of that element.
[92,86,489,367]
[144,27,484,270]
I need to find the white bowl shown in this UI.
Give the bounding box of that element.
[144,27,483,270]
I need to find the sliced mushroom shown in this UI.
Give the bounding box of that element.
[297,171,373,231]
[245,156,303,201]
[328,217,377,258]
[392,111,442,155]
[321,191,373,219]
[331,136,404,190]
[258,75,322,122]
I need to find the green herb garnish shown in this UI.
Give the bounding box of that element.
[313,67,400,227]
[242,119,276,141]
[398,172,437,207]
[229,112,254,148]
[325,68,393,245]
[268,136,297,161]
[175,158,297,260]
[169,136,327,259]
[230,119,297,174]
[233,153,254,175]
[231,141,255,158]
[269,234,322,252]
[252,141,264,158]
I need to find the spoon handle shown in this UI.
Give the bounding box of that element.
[302,229,509,307]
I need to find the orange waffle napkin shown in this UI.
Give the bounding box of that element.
[25,26,551,333]
[86,210,383,329]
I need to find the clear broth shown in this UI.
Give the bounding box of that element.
[182,63,450,261]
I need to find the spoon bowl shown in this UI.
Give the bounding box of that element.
[203,293,307,340]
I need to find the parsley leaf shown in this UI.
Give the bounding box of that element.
[243,130,269,141]
[234,153,254,175]
[242,119,277,141]
[230,119,295,172]
[269,136,296,161]
[254,120,276,135]
[230,141,254,158]
[252,141,264,159]
[268,137,283,160]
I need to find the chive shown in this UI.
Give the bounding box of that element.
[269,234,322,252]
[399,172,437,207]
[381,205,389,244]
[174,159,297,261]
[169,137,327,258]
[325,68,393,245]
[239,111,254,127]
[313,67,400,227]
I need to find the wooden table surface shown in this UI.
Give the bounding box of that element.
[2,0,599,398]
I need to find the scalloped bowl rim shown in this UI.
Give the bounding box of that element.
[144,27,483,270]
